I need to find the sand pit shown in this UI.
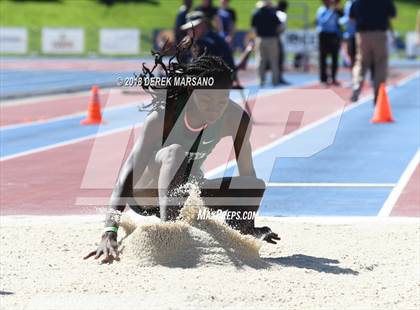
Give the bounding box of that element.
[120,185,264,268]
[1,184,419,310]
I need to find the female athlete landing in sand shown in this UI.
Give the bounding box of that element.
[85,40,279,263]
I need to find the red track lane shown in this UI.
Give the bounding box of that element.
[391,165,420,217]
[0,69,415,216]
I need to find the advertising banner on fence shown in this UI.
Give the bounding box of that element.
[42,28,84,54]
[230,30,318,54]
[0,27,28,54]
[282,30,318,53]
[100,28,140,55]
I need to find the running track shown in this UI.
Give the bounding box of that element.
[0,64,418,217]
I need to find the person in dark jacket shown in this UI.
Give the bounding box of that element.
[251,0,282,86]
[350,0,397,103]
[275,0,290,84]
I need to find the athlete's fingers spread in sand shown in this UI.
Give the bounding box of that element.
[83,250,97,260]
[109,247,119,260]
[263,233,281,244]
[94,249,102,259]
[84,232,119,262]
[103,242,119,263]
[264,237,277,244]
[102,247,110,263]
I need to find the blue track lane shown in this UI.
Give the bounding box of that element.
[215,74,419,216]
[0,71,128,99]
[256,75,419,216]
[261,187,391,216]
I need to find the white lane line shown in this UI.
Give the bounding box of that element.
[0,98,145,131]
[395,71,420,86]
[2,214,419,225]
[72,183,396,207]
[205,71,420,179]
[0,89,93,107]
[259,216,420,224]
[266,182,395,188]
[1,111,87,131]
[378,149,420,217]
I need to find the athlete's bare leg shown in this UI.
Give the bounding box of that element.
[127,152,280,243]
[154,144,195,221]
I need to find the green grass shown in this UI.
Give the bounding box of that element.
[0,0,418,56]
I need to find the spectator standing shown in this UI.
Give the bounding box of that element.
[275,0,290,84]
[340,0,356,67]
[417,10,420,46]
[251,0,282,86]
[218,0,236,46]
[175,0,194,45]
[316,0,343,86]
[350,0,397,103]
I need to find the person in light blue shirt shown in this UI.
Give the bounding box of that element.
[317,3,342,35]
[340,0,357,67]
[316,0,343,85]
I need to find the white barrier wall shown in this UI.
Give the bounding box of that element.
[0,27,28,54]
[42,28,84,54]
[99,28,140,55]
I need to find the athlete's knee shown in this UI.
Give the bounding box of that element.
[254,177,266,191]
[157,144,186,166]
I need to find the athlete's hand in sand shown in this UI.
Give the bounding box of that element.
[252,226,281,244]
[83,232,119,263]
[262,232,281,244]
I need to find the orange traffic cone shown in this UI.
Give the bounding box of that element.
[81,86,104,125]
[371,83,394,123]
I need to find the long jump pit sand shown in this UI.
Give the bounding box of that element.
[1,188,419,310]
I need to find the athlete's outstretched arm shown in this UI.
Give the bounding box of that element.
[106,111,162,226]
[84,111,162,262]
[227,106,280,244]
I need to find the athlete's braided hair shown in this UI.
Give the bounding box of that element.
[139,35,234,114]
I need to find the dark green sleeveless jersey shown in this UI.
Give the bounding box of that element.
[163,92,225,169]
